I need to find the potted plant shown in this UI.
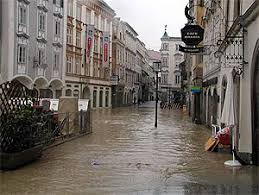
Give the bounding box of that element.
[0,105,50,170]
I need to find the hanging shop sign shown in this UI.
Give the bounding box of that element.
[179,45,204,53]
[181,25,204,46]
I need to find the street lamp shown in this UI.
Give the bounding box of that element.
[153,61,161,128]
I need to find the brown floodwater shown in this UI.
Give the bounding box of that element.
[1,102,259,194]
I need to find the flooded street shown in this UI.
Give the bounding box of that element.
[1,102,259,194]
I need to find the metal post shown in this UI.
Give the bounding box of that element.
[155,71,158,128]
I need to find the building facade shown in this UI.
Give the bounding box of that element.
[147,50,161,101]
[111,17,126,107]
[64,0,115,108]
[124,22,138,105]
[186,0,259,165]
[1,0,65,98]
[160,29,184,103]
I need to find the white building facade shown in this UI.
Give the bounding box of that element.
[202,0,259,165]
[160,29,184,102]
[1,0,65,98]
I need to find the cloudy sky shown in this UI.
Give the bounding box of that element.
[105,0,189,51]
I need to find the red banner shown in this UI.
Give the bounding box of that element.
[85,25,94,65]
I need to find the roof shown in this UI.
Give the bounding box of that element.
[147,50,161,61]
[124,22,138,36]
[98,0,116,16]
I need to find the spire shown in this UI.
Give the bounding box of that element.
[161,24,169,39]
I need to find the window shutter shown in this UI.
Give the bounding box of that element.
[53,0,56,4]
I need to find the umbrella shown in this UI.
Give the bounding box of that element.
[221,69,241,167]
[221,69,235,126]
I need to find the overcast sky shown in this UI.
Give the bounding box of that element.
[105,0,189,51]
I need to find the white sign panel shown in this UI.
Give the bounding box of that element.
[78,99,89,111]
[50,99,59,111]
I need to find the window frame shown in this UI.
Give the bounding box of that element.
[17,44,27,64]
[67,27,73,44]
[66,55,73,73]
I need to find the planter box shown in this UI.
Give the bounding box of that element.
[0,144,43,170]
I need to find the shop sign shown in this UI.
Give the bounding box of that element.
[179,45,204,53]
[191,86,202,94]
[181,25,204,46]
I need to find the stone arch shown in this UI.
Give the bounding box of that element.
[34,76,48,89]
[12,75,33,89]
[251,38,259,165]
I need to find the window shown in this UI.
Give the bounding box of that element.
[94,37,98,53]
[38,49,45,65]
[162,57,168,67]
[175,75,181,84]
[18,5,27,25]
[55,20,61,37]
[101,17,105,31]
[93,61,98,77]
[17,44,26,64]
[99,90,103,107]
[68,0,73,16]
[93,90,97,107]
[76,31,81,47]
[75,57,81,74]
[162,43,168,51]
[105,91,109,107]
[106,21,110,32]
[94,14,98,28]
[67,55,73,73]
[67,27,73,44]
[100,37,103,54]
[65,89,72,96]
[38,12,46,31]
[86,9,91,24]
[76,4,81,20]
[54,53,59,70]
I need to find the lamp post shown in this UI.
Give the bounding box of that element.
[153,61,161,128]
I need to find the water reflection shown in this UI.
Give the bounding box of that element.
[1,102,259,194]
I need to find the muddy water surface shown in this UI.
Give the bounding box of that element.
[1,102,259,194]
